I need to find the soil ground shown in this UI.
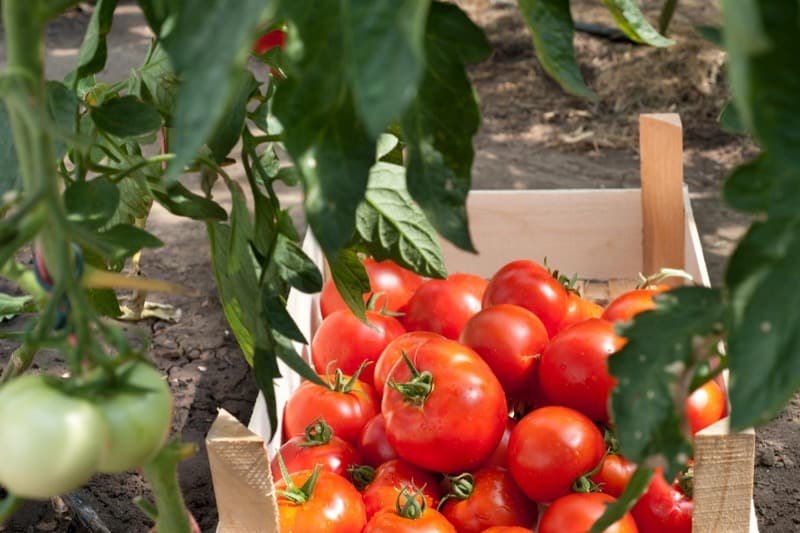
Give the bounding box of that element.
[0,1,794,531]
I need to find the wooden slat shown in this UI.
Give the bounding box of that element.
[639,114,686,280]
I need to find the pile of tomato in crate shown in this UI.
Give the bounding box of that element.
[273,257,726,532]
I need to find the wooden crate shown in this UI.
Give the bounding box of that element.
[207,114,757,532]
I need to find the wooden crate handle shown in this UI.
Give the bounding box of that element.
[639,114,686,280]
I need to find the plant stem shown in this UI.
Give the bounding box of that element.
[0,493,22,524]
[0,345,37,385]
[140,439,196,533]
[658,0,679,36]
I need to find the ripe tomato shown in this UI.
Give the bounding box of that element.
[482,260,569,338]
[373,331,443,399]
[631,468,692,533]
[94,361,173,474]
[320,258,424,318]
[382,338,507,473]
[480,528,533,532]
[508,405,606,503]
[686,379,726,434]
[311,309,405,386]
[271,419,362,481]
[440,466,538,532]
[459,304,548,396]
[538,318,626,423]
[283,371,378,445]
[253,28,286,54]
[591,454,637,498]
[0,374,108,499]
[361,459,442,519]
[602,287,669,323]
[363,487,456,533]
[357,414,398,467]
[275,467,367,532]
[482,417,517,469]
[557,291,604,332]
[404,273,488,340]
[539,492,639,533]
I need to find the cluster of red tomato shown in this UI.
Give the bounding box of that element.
[274,258,727,532]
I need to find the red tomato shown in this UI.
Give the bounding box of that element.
[480,528,534,533]
[539,492,639,533]
[440,466,538,533]
[591,454,637,498]
[459,304,548,396]
[271,419,362,481]
[357,414,398,467]
[631,468,692,533]
[482,260,569,338]
[253,29,286,54]
[320,258,423,318]
[363,488,456,533]
[361,459,442,519]
[686,380,726,434]
[275,467,367,532]
[311,309,405,386]
[508,405,606,503]
[373,331,443,399]
[538,318,626,423]
[602,287,669,323]
[283,371,379,445]
[557,291,604,332]
[382,338,507,473]
[404,273,488,340]
[482,417,517,469]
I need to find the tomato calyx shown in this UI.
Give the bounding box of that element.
[296,418,334,448]
[348,464,376,491]
[394,486,427,520]
[387,351,433,407]
[636,268,694,289]
[438,472,474,509]
[274,454,322,505]
[543,257,580,293]
[676,465,694,499]
[572,449,608,493]
[326,362,370,393]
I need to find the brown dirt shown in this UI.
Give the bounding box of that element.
[0,1,792,531]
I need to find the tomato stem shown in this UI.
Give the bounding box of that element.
[140,437,197,533]
[388,352,433,406]
[330,361,370,393]
[348,465,376,491]
[297,418,334,447]
[438,473,474,509]
[572,449,609,493]
[395,486,426,520]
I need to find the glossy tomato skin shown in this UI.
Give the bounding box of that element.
[363,507,456,533]
[362,459,442,519]
[538,318,626,423]
[686,379,726,435]
[373,331,443,399]
[483,417,517,469]
[557,291,604,332]
[311,309,405,386]
[271,431,362,481]
[480,527,534,533]
[283,376,378,445]
[482,260,569,338]
[357,414,398,467]
[382,338,507,473]
[591,454,637,498]
[508,405,606,503]
[602,287,668,323]
[440,466,538,533]
[631,468,692,533]
[0,375,108,499]
[459,304,548,396]
[253,29,286,54]
[320,258,424,318]
[539,492,639,533]
[276,469,367,532]
[404,273,488,340]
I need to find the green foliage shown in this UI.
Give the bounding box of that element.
[587,467,654,533]
[89,96,163,138]
[601,0,673,47]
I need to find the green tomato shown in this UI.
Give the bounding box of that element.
[0,375,108,499]
[95,361,173,473]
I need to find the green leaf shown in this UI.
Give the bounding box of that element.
[376,134,400,161]
[70,0,119,81]
[601,0,674,47]
[98,224,163,259]
[136,0,176,37]
[64,178,120,230]
[356,162,447,279]
[272,234,323,294]
[151,183,227,221]
[87,288,123,318]
[610,286,724,481]
[46,81,80,159]
[90,96,163,138]
[207,69,258,163]
[518,0,595,98]
[262,294,307,345]
[252,345,281,439]
[588,467,654,533]
[161,0,266,183]
[128,44,179,125]
[695,25,723,47]
[0,294,35,321]
[327,248,370,321]
[723,153,774,214]
[401,2,491,253]
[272,329,323,385]
[109,174,153,227]
[726,217,800,429]
[0,103,20,197]
[719,100,745,134]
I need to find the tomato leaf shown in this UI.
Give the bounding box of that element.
[108,174,152,227]
[69,0,119,81]
[272,234,324,294]
[252,345,281,440]
[0,104,21,197]
[695,25,723,47]
[517,0,595,99]
[719,100,745,134]
[723,153,774,214]
[90,96,163,138]
[46,81,80,160]
[127,44,179,125]
[355,162,447,279]
[151,183,227,221]
[207,69,258,163]
[86,288,123,318]
[97,224,164,260]
[262,294,307,345]
[64,178,120,230]
[401,2,490,253]
[601,0,673,47]
[327,248,370,322]
[609,286,724,481]
[588,467,654,533]
[0,293,35,321]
